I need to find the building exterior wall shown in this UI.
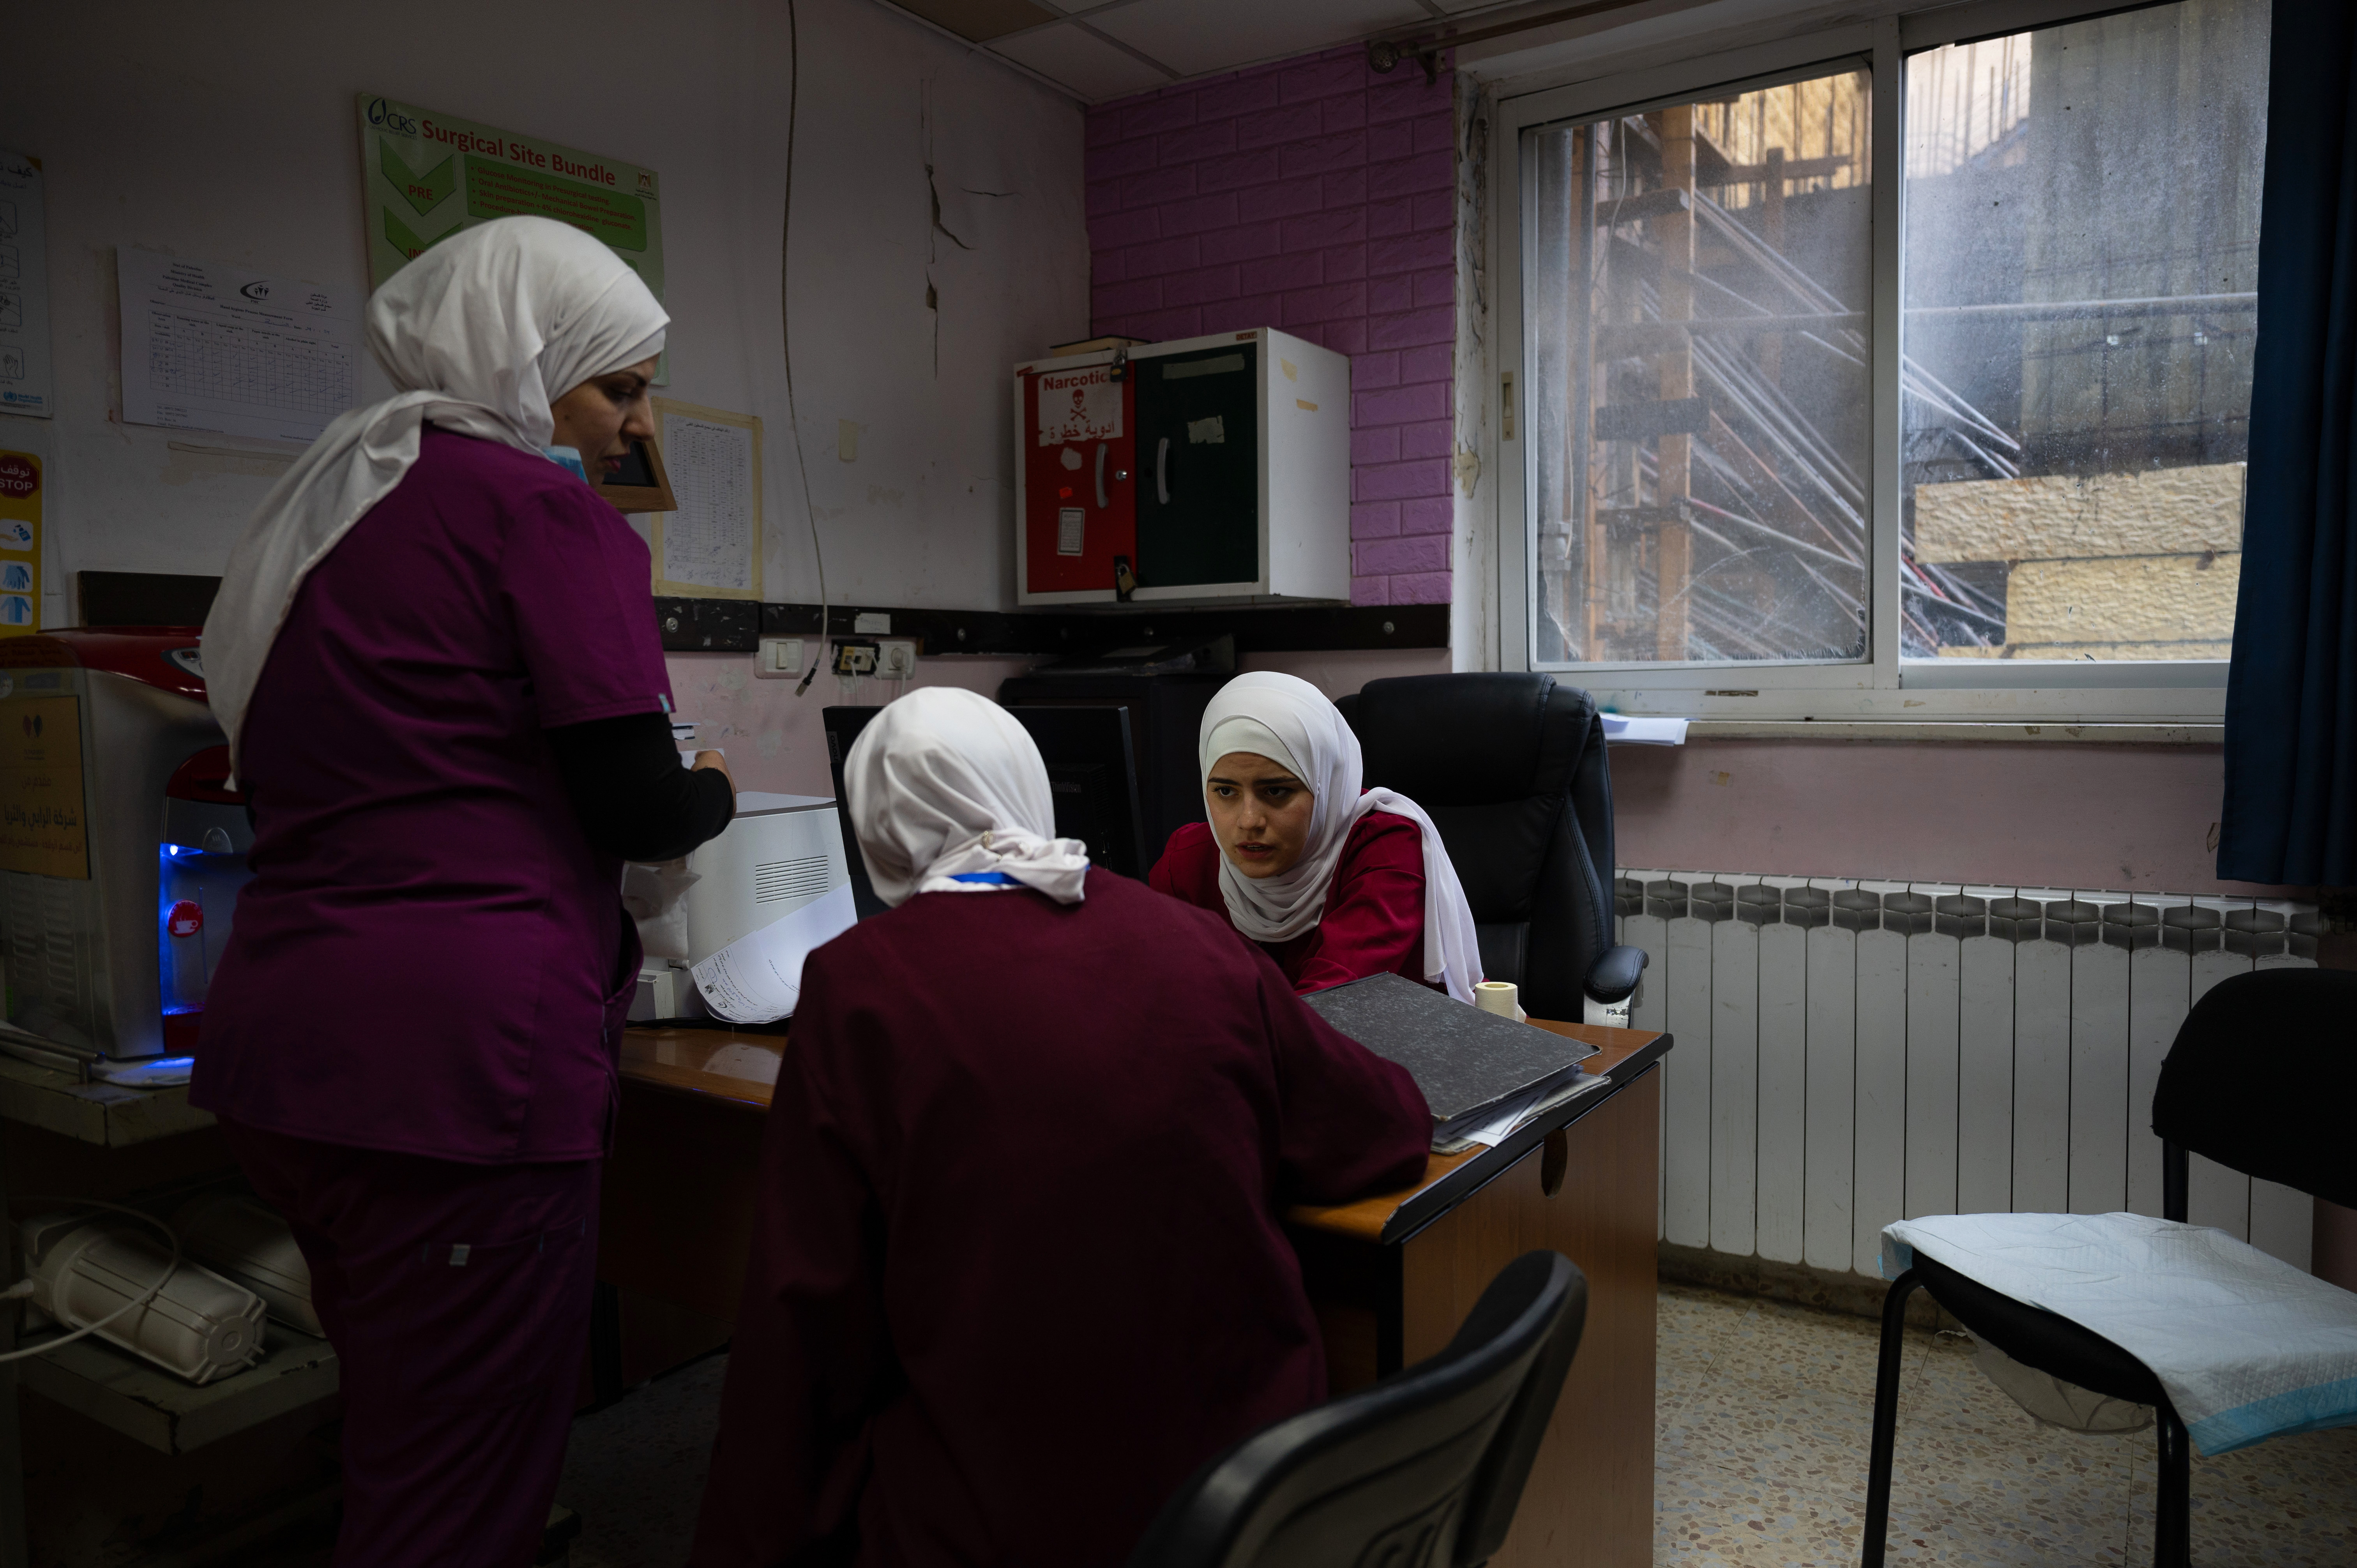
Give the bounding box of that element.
[1916,462,2243,656]
[1083,48,1458,607]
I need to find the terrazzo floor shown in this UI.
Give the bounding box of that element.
[547,1285,2357,1567]
[1658,1281,2357,1566]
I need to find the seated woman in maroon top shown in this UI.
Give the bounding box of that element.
[1149,671,1484,999]
[691,689,1430,1568]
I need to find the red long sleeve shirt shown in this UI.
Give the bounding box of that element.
[1147,811,1431,994]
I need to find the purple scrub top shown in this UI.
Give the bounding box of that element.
[192,427,676,1164]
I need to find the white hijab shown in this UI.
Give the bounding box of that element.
[1200,671,1483,1003]
[845,687,1093,907]
[201,216,669,766]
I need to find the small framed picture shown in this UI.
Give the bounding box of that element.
[592,430,678,515]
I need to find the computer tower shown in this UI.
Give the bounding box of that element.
[995,672,1232,869]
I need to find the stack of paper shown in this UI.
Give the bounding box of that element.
[1432,1070,1614,1154]
[1601,713,1688,745]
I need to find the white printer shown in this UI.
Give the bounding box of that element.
[629,791,850,1023]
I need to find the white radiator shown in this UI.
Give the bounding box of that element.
[1617,872,2323,1277]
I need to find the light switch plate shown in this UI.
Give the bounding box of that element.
[755,637,805,679]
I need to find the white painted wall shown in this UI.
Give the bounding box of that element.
[0,0,1088,623]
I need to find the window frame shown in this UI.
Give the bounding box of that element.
[1487,0,2242,723]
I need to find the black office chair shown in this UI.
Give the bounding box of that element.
[1130,1250,1587,1568]
[1861,968,2357,1568]
[1337,673,1645,1023]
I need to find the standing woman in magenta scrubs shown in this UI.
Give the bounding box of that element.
[1150,671,1483,999]
[190,217,735,1568]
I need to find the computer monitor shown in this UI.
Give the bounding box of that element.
[821,701,1149,899]
[820,705,890,919]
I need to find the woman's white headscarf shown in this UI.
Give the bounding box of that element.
[1200,671,1483,1003]
[846,687,1093,907]
[201,216,669,766]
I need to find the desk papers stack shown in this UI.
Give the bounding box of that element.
[1301,972,1601,1151]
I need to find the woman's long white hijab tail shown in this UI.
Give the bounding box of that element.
[199,215,669,768]
[1198,671,1483,1003]
[845,687,1092,907]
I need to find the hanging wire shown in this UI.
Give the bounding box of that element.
[783,0,832,696]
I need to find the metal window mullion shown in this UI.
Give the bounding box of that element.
[1868,15,1904,687]
[1500,122,1534,674]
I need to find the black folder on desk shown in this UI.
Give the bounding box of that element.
[1300,972,1600,1144]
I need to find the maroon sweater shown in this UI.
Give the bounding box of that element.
[1149,811,1429,994]
[690,869,1429,1568]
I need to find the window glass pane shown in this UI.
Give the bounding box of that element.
[1527,66,1872,666]
[1903,0,2268,660]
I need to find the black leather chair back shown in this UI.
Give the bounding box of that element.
[1337,674,1615,1021]
[1129,1251,1587,1568]
[2153,968,2357,1209]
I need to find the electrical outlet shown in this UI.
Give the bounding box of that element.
[876,639,917,679]
[755,637,805,679]
[833,639,880,677]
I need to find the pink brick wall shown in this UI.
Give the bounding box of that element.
[1085,48,1457,606]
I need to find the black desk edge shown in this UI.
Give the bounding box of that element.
[1381,1031,1675,1245]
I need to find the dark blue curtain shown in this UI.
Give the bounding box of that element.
[2220,0,2357,886]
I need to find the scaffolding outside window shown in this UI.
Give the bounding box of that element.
[1519,0,2269,674]
[1528,67,1875,666]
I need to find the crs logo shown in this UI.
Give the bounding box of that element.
[240,280,273,303]
[366,98,419,136]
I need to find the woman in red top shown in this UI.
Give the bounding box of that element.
[1148,671,1483,998]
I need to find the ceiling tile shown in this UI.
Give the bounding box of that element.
[890,0,1064,42]
[989,21,1177,100]
[1085,0,1431,80]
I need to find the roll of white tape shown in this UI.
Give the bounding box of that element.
[1475,980,1519,1018]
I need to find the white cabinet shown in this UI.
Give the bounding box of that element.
[1013,327,1351,606]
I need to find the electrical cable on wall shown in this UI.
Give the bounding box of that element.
[784,0,831,696]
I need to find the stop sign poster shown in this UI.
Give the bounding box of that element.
[0,450,37,636]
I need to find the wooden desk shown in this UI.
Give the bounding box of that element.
[1286,1020,1670,1568]
[608,1020,1670,1568]
[600,1029,786,1324]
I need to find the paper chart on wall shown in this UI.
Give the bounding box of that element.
[652,399,763,600]
[116,247,359,442]
[0,153,52,418]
